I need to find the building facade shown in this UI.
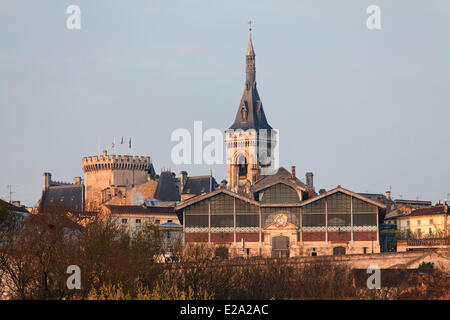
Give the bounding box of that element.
[176,185,385,257]
[395,204,449,238]
[100,204,183,251]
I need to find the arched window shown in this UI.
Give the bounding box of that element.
[237,155,247,177]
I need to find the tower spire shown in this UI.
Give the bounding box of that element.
[228,23,272,131]
[226,23,276,191]
[245,22,256,88]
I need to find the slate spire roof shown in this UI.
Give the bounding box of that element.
[229,32,272,131]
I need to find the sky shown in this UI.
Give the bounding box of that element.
[0,0,449,206]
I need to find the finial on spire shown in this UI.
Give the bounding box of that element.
[246,20,255,56]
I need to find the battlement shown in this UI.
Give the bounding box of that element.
[82,150,152,173]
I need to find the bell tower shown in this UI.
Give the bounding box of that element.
[226,26,276,192]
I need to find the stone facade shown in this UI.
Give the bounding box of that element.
[225,129,277,191]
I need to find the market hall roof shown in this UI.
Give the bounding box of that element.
[175,185,386,210]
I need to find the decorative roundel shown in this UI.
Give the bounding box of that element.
[274,214,288,227]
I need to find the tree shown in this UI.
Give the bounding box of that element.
[0,211,81,299]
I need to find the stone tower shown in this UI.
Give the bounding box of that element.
[226,32,276,192]
[82,150,154,211]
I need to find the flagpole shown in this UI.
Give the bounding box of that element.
[129,137,132,155]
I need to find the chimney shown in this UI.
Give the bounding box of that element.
[385,191,391,201]
[180,171,188,192]
[290,166,296,179]
[306,172,314,189]
[73,177,82,185]
[43,172,52,191]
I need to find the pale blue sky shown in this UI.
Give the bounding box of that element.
[1,0,449,206]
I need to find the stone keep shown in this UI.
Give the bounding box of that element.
[82,150,152,210]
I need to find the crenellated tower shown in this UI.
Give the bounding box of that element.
[82,150,155,210]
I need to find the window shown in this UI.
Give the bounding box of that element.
[417,228,422,237]
[429,228,432,235]
[352,197,377,213]
[210,215,233,227]
[327,192,351,213]
[155,219,160,224]
[261,183,299,203]
[302,214,325,227]
[417,220,421,226]
[236,215,259,227]
[135,219,141,224]
[429,219,433,224]
[121,218,127,223]
[168,220,172,223]
[353,214,377,226]
[303,199,325,214]
[237,155,247,177]
[184,216,207,227]
[211,194,234,213]
[406,221,410,227]
[363,247,367,254]
[236,198,258,214]
[327,214,351,227]
[185,201,208,214]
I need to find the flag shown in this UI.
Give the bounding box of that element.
[129,137,131,148]
[121,136,123,144]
